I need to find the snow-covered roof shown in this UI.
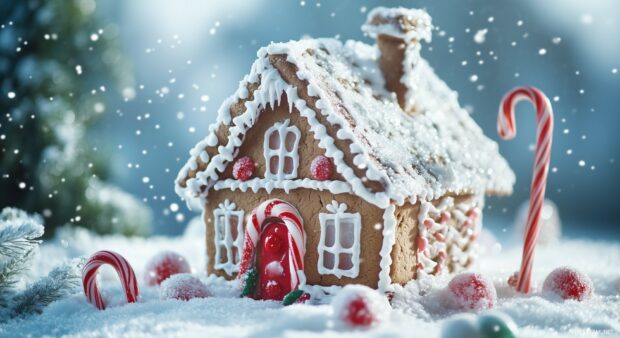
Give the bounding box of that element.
[176,24,514,209]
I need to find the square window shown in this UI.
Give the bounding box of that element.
[213,200,244,276]
[317,203,361,278]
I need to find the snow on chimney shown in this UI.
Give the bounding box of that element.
[362,7,432,112]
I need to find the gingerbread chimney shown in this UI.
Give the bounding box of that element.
[362,7,432,112]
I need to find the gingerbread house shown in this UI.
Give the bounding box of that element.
[175,7,514,301]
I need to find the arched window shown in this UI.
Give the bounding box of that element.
[263,119,300,180]
[317,201,362,278]
[213,199,244,275]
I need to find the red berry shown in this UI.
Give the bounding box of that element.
[233,156,254,181]
[542,267,593,301]
[295,293,311,304]
[332,285,390,328]
[160,274,209,301]
[447,272,497,311]
[145,251,191,286]
[310,155,333,181]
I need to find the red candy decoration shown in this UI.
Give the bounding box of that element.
[144,251,191,286]
[345,296,375,327]
[542,267,593,301]
[332,285,390,328]
[446,272,497,311]
[310,155,333,181]
[82,250,139,310]
[233,156,254,181]
[160,274,209,301]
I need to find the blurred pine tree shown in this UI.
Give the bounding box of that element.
[0,0,151,236]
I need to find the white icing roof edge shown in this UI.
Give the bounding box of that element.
[175,37,515,209]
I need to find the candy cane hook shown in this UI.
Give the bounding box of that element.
[498,86,554,294]
[82,250,139,310]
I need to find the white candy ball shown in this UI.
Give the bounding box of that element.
[514,199,561,245]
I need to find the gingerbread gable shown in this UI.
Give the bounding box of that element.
[176,35,514,209]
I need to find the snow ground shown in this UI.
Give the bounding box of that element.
[2,219,619,338]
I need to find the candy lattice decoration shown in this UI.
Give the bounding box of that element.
[498,86,554,293]
[416,196,481,276]
[82,250,139,310]
[238,199,306,295]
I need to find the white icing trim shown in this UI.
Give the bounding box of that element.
[263,119,301,180]
[213,178,351,195]
[378,204,396,292]
[176,57,391,209]
[317,201,361,279]
[213,199,245,276]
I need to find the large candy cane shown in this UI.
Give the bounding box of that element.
[498,86,554,293]
[238,199,306,291]
[82,250,139,310]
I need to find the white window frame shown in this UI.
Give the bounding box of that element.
[317,201,362,278]
[213,199,244,276]
[263,119,301,180]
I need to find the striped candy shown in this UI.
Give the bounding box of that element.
[238,199,305,291]
[498,86,554,294]
[82,250,139,310]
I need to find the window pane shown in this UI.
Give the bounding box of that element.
[216,215,225,240]
[231,246,239,265]
[339,218,355,249]
[323,251,335,269]
[283,157,294,174]
[284,131,296,152]
[230,215,239,241]
[338,253,353,270]
[268,130,280,150]
[219,245,228,264]
[324,219,335,247]
[269,157,279,176]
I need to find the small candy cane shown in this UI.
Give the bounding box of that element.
[498,86,554,294]
[82,250,139,310]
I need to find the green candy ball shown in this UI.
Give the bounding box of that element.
[478,312,518,338]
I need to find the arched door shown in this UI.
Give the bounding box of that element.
[257,221,292,300]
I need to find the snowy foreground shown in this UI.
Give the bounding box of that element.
[2,220,619,338]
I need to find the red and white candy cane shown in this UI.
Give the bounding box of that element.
[82,250,139,310]
[238,199,306,291]
[498,86,554,293]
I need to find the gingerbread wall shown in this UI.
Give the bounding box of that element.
[218,94,345,182]
[391,194,482,284]
[205,188,386,288]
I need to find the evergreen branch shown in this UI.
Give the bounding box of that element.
[0,249,34,308]
[9,259,81,318]
[0,208,44,259]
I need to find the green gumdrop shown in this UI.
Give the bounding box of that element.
[478,312,517,338]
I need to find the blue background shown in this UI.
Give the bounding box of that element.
[93,0,619,239]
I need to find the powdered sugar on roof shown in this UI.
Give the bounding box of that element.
[265,38,514,203]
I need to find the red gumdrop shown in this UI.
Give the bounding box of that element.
[344,296,375,327]
[332,285,390,328]
[145,251,191,286]
[233,156,255,181]
[310,155,333,181]
[542,267,593,301]
[160,274,209,301]
[447,272,497,311]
